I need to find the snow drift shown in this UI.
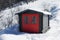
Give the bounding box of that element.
[0,0,60,40]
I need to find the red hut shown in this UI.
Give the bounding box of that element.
[17,9,51,33]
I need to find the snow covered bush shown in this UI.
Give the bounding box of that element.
[42,2,59,19]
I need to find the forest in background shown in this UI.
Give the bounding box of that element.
[0,0,36,11]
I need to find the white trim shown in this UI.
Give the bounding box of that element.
[42,15,49,33]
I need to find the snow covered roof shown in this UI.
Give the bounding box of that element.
[19,8,51,15]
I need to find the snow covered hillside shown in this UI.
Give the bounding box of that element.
[0,0,60,40]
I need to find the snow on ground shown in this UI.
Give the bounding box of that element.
[0,22,60,40]
[0,0,60,40]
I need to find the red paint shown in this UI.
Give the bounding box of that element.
[22,13,40,33]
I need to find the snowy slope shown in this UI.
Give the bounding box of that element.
[0,0,59,30]
[0,21,60,40]
[0,0,60,40]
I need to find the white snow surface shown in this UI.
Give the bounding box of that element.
[0,0,60,40]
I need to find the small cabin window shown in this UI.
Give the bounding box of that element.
[24,16,28,24]
[24,16,36,24]
[32,16,36,24]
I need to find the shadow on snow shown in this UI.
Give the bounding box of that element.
[0,24,26,35]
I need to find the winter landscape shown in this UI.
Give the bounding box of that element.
[0,0,60,40]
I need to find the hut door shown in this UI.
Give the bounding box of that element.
[22,13,40,33]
